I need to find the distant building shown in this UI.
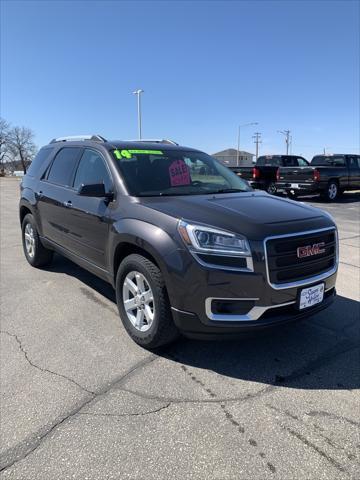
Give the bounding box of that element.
[212,149,254,167]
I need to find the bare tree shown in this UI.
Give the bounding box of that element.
[8,126,37,173]
[0,118,11,165]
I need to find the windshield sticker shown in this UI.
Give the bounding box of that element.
[113,149,163,159]
[169,159,191,186]
[128,149,163,155]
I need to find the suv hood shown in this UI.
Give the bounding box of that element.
[139,191,334,240]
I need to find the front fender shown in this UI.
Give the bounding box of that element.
[109,218,188,303]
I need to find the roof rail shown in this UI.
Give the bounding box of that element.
[50,135,107,144]
[127,139,179,145]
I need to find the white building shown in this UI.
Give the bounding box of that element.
[212,149,254,167]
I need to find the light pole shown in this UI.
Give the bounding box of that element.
[132,89,144,139]
[278,130,291,155]
[237,122,258,166]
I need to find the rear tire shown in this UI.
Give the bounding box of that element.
[21,214,53,267]
[266,182,277,195]
[116,254,179,349]
[287,190,298,200]
[321,181,339,202]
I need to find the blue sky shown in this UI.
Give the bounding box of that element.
[1,0,359,159]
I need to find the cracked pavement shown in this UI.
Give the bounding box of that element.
[0,178,359,479]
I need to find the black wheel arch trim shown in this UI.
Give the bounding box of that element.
[109,219,187,300]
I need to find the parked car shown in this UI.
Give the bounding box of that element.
[230,155,309,194]
[276,154,360,201]
[19,136,338,348]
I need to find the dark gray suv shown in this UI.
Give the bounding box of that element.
[19,135,338,348]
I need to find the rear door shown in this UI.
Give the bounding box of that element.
[37,147,83,249]
[277,157,314,184]
[347,156,360,189]
[64,148,114,268]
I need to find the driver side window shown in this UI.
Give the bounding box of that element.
[73,149,112,192]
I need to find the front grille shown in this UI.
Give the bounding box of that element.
[265,229,337,286]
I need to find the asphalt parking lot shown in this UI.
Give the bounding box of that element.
[0,177,359,480]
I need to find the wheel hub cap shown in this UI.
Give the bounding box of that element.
[122,271,155,332]
[24,223,35,258]
[329,184,337,199]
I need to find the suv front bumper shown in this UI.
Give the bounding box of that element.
[172,287,336,339]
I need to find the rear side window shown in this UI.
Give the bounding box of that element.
[256,156,282,166]
[73,149,112,192]
[47,148,81,187]
[27,148,54,177]
[282,157,298,167]
[312,155,345,166]
[296,157,309,166]
[349,156,360,169]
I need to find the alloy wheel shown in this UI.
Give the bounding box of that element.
[328,183,338,200]
[24,223,35,258]
[122,271,155,332]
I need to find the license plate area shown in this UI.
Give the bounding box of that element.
[298,283,325,310]
[291,183,299,189]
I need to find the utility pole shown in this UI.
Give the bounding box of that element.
[278,130,291,154]
[236,122,258,166]
[132,89,144,139]
[253,132,262,160]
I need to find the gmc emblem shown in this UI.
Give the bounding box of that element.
[297,242,325,258]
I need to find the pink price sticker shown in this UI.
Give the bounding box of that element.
[169,159,191,186]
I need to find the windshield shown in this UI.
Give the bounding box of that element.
[113,148,252,196]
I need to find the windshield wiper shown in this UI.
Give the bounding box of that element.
[211,188,245,194]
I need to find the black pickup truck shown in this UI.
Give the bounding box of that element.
[231,155,309,194]
[276,154,360,201]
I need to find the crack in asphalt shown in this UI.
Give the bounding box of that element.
[306,411,360,428]
[164,352,278,475]
[0,330,95,395]
[1,331,358,475]
[119,383,274,405]
[339,260,360,269]
[0,354,157,473]
[267,405,359,464]
[281,425,350,476]
[78,403,171,418]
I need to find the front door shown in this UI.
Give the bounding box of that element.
[64,148,114,269]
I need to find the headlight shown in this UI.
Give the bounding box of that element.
[178,220,251,256]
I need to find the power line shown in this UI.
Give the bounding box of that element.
[252,132,262,160]
[278,130,291,154]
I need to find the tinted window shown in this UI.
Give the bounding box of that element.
[113,149,251,196]
[297,158,309,166]
[27,148,53,177]
[349,156,360,169]
[312,155,345,166]
[47,148,81,186]
[256,156,282,166]
[282,157,298,167]
[73,149,112,192]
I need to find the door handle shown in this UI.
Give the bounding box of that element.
[63,200,72,208]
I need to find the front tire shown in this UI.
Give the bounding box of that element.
[116,254,179,349]
[21,214,53,267]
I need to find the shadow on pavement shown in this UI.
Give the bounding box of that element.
[281,191,360,204]
[46,254,359,392]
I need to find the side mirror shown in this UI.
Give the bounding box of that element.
[77,183,110,198]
